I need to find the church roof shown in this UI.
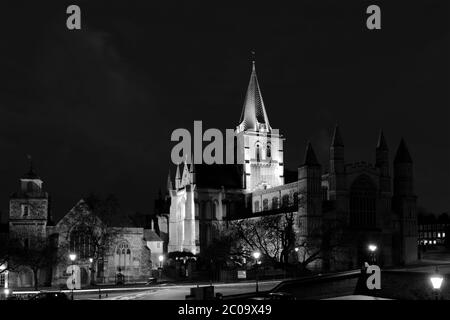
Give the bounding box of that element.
[394,138,413,164]
[237,62,271,132]
[331,125,344,147]
[302,142,320,166]
[144,229,162,242]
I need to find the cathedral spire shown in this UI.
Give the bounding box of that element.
[394,138,413,164]
[303,142,320,166]
[237,55,271,132]
[331,125,344,147]
[167,170,173,192]
[377,130,388,150]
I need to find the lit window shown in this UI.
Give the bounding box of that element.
[443,233,446,238]
[434,240,437,244]
[438,233,441,238]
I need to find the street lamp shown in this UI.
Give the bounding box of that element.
[430,267,444,300]
[294,247,299,252]
[252,251,261,293]
[69,253,76,300]
[368,244,377,264]
[158,255,164,268]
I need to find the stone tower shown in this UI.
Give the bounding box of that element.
[375,131,394,265]
[328,125,348,221]
[297,142,323,269]
[9,162,49,248]
[392,138,418,264]
[235,60,284,192]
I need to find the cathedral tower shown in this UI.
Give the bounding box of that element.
[392,138,418,264]
[235,60,284,192]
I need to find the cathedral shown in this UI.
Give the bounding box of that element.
[5,166,163,288]
[159,61,419,271]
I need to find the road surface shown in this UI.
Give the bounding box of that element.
[75,280,280,300]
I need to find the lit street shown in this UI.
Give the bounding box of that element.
[74,280,280,300]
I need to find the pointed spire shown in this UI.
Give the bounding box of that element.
[166,170,173,191]
[394,138,413,163]
[331,125,344,147]
[23,154,39,179]
[377,130,388,150]
[175,164,181,180]
[237,55,271,132]
[303,142,320,166]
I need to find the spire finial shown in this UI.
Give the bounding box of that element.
[251,50,256,71]
[27,154,34,174]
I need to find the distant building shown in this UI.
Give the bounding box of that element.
[5,165,162,288]
[158,61,419,271]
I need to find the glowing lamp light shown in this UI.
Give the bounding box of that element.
[69,253,77,262]
[252,251,261,260]
[89,258,93,263]
[0,264,5,271]
[158,255,164,262]
[4,288,10,296]
[294,247,299,252]
[430,275,444,290]
[368,244,377,252]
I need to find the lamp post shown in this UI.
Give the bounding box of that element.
[158,255,164,280]
[252,251,261,293]
[430,267,444,300]
[368,244,377,265]
[69,253,76,300]
[89,258,95,286]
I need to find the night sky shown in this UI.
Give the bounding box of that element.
[0,1,448,222]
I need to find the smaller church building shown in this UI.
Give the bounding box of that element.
[6,167,163,288]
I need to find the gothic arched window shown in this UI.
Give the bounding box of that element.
[255,143,261,162]
[282,195,290,207]
[254,201,260,212]
[262,199,269,211]
[114,242,131,271]
[272,197,279,209]
[350,175,377,228]
[266,143,272,159]
[69,226,93,260]
[293,192,299,207]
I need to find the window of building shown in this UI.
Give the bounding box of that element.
[282,195,290,207]
[255,143,261,162]
[272,197,279,209]
[349,175,376,228]
[0,273,5,287]
[69,226,93,260]
[262,199,269,211]
[157,242,160,249]
[266,143,271,159]
[21,204,29,217]
[114,242,131,271]
[254,201,260,212]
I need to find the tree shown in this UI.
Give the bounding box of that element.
[229,211,350,273]
[8,237,59,290]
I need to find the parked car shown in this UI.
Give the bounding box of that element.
[30,291,69,301]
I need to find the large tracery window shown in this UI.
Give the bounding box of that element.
[115,242,131,271]
[350,175,377,228]
[69,226,93,260]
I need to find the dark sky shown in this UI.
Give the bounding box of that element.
[0,1,448,222]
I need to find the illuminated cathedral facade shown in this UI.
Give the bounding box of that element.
[160,61,419,271]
